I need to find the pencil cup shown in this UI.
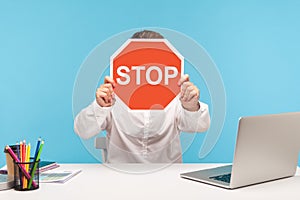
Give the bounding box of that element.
[13,158,40,191]
[4,145,18,178]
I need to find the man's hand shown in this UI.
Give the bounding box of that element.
[96,76,116,107]
[177,74,200,112]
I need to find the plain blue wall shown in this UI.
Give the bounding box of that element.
[1,1,300,166]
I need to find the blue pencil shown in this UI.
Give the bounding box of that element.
[29,138,41,176]
[33,138,41,160]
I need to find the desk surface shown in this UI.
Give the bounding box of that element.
[0,164,299,200]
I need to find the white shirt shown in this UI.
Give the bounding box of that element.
[74,96,210,163]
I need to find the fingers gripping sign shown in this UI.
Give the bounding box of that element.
[96,76,116,107]
[178,74,200,112]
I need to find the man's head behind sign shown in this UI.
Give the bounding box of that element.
[131,30,164,39]
[110,30,184,110]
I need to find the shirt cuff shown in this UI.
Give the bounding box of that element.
[181,101,208,116]
[92,100,113,117]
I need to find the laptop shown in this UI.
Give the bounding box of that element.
[180,112,300,189]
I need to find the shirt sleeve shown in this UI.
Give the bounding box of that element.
[74,100,112,139]
[177,101,211,133]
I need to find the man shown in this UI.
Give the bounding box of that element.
[74,30,210,163]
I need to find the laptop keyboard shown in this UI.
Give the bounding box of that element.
[209,173,231,183]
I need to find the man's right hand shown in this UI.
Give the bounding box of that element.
[96,76,116,107]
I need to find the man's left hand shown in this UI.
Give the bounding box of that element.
[177,74,200,112]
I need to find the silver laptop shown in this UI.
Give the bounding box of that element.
[180,112,300,189]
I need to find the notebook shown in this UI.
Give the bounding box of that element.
[0,174,14,190]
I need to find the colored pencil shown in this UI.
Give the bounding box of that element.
[28,140,44,189]
[33,138,41,160]
[20,141,25,188]
[29,138,41,177]
[23,144,31,188]
[23,141,27,189]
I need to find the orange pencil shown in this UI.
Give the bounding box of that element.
[20,141,23,162]
[22,140,26,189]
[23,144,27,188]
[19,142,23,187]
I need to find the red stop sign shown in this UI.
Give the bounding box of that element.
[110,39,184,110]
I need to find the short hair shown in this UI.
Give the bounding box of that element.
[131,30,164,39]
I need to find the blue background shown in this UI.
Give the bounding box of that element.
[1,0,300,166]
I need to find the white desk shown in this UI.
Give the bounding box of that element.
[0,164,300,200]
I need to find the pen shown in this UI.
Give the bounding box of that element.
[20,142,23,164]
[19,142,23,187]
[5,145,37,188]
[16,143,20,160]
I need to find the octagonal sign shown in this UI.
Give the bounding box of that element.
[110,39,184,110]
